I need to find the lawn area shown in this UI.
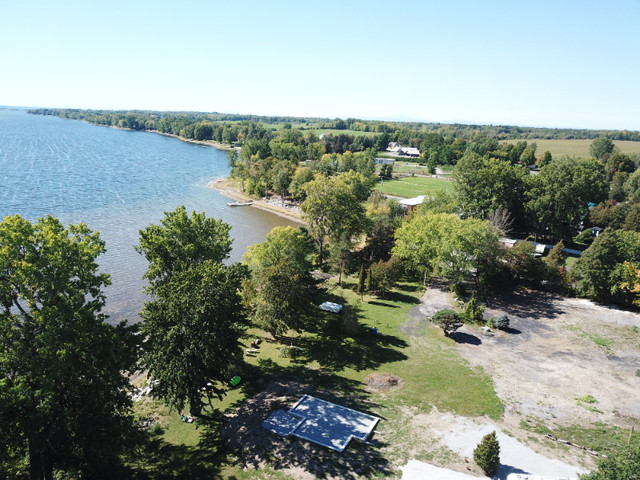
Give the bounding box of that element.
[501,138,640,158]
[130,276,502,479]
[310,128,377,137]
[375,175,453,197]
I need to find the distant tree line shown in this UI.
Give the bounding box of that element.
[29,108,640,147]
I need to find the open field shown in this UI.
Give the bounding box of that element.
[501,139,640,158]
[375,175,453,197]
[310,128,377,137]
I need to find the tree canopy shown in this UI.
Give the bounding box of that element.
[137,207,247,415]
[242,226,316,335]
[301,174,366,263]
[0,215,138,480]
[392,212,501,290]
[452,152,528,229]
[526,157,608,239]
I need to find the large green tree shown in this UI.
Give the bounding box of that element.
[590,136,615,162]
[526,157,608,239]
[137,205,232,287]
[242,226,316,335]
[452,153,528,229]
[392,212,501,290]
[137,207,247,415]
[571,229,640,305]
[301,174,365,263]
[0,215,138,480]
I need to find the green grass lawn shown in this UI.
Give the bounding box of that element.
[310,128,377,137]
[501,139,640,158]
[130,276,502,479]
[375,176,453,197]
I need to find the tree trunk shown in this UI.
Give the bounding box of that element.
[29,440,44,480]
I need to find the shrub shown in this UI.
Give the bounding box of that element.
[431,309,463,337]
[463,293,485,324]
[474,430,500,476]
[494,314,510,330]
[574,228,595,245]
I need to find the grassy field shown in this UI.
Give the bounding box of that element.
[374,175,453,197]
[310,128,377,137]
[501,139,640,158]
[130,276,502,479]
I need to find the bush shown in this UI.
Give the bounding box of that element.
[574,228,595,245]
[431,309,463,337]
[494,314,510,330]
[462,293,484,324]
[474,430,500,476]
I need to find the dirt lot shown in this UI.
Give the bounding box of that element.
[414,286,640,469]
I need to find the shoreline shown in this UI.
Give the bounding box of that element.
[208,178,305,225]
[85,121,238,152]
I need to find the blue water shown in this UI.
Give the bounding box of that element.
[0,108,298,323]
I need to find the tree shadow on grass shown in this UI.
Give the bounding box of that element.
[121,427,226,480]
[368,300,400,308]
[218,375,393,480]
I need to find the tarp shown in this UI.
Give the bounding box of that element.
[319,301,343,313]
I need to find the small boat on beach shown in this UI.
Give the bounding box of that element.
[227,201,253,207]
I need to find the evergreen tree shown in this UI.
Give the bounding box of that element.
[474,431,500,476]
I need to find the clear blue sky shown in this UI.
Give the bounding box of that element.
[2,0,639,130]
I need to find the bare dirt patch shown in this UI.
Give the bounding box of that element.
[364,373,404,392]
[416,285,640,469]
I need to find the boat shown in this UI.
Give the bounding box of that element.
[226,201,253,207]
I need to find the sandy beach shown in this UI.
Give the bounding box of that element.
[208,177,305,224]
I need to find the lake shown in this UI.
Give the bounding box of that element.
[0,108,298,323]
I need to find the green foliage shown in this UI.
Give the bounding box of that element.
[571,229,640,304]
[137,208,247,416]
[590,136,615,161]
[575,228,595,245]
[141,260,248,415]
[415,190,459,215]
[368,256,402,297]
[580,437,640,479]
[526,156,609,240]
[392,212,501,290]
[494,314,510,330]
[538,150,553,167]
[452,153,528,227]
[136,205,232,288]
[301,174,366,263]
[462,293,485,324]
[505,240,548,285]
[624,168,640,203]
[473,431,500,476]
[243,226,316,335]
[366,267,374,292]
[362,193,404,263]
[379,163,393,179]
[0,215,139,479]
[545,240,566,269]
[431,309,463,337]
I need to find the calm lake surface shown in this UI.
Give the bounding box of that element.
[0,108,298,323]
